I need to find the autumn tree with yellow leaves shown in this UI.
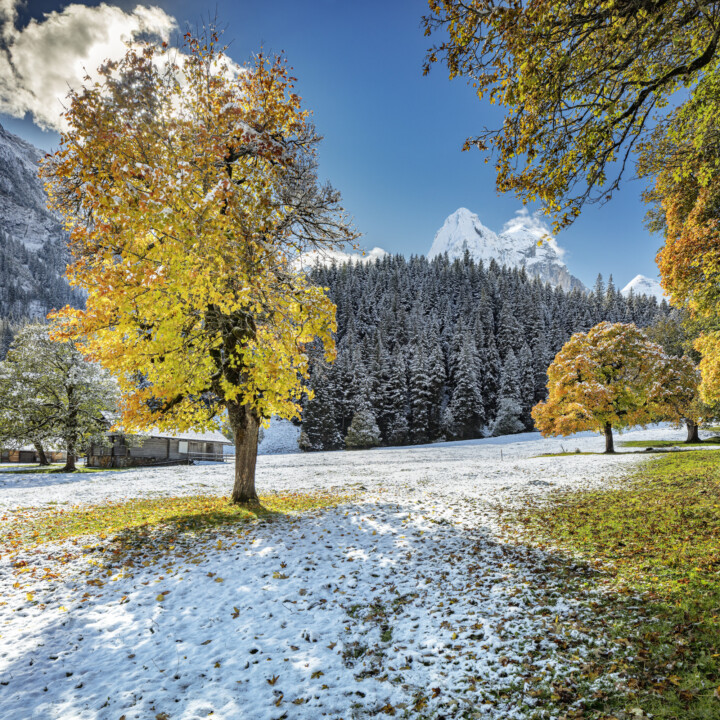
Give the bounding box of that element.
[638,74,720,404]
[40,32,357,503]
[532,322,699,453]
[423,1,720,399]
[423,0,720,228]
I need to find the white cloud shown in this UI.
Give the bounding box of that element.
[0,2,177,131]
[0,0,18,34]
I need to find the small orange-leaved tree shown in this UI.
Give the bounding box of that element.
[532,322,698,453]
[40,32,357,503]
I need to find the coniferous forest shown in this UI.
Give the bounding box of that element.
[299,253,670,450]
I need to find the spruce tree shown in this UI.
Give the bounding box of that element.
[481,337,501,421]
[496,301,524,358]
[345,404,381,449]
[491,349,524,436]
[427,340,447,439]
[409,347,433,443]
[382,353,410,445]
[518,344,536,429]
[447,335,484,439]
[491,397,525,436]
[300,370,342,451]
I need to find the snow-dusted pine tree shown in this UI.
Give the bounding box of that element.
[426,338,447,438]
[518,344,536,429]
[409,347,433,443]
[446,335,484,439]
[344,404,381,449]
[491,398,526,436]
[299,369,342,451]
[382,353,410,445]
[490,349,524,436]
[497,301,524,358]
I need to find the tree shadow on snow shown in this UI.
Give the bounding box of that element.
[0,499,660,719]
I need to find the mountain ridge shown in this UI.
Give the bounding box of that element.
[428,208,586,292]
[0,122,83,321]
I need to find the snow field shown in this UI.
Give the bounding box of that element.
[0,426,707,719]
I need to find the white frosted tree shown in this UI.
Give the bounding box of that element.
[0,324,118,471]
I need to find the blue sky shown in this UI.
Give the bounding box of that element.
[1,0,663,288]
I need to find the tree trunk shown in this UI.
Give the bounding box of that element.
[228,401,260,504]
[604,422,615,454]
[33,441,50,466]
[62,386,78,472]
[62,447,77,472]
[686,420,700,443]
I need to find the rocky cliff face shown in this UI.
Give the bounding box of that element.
[428,208,586,292]
[0,123,82,320]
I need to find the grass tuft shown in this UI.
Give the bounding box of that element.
[620,438,720,448]
[1,491,352,552]
[0,465,130,474]
[516,450,720,719]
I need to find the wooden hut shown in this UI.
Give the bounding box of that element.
[86,429,232,468]
[0,447,66,464]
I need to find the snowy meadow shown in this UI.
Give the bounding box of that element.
[0,426,708,719]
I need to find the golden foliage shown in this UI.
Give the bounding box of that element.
[423,1,720,229]
[639,74,720,402]
[40,32,356,434]
[532,322,699,437]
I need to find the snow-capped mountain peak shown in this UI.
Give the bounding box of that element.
[621,275,666,303]
[428,208,499,260]
[428,207,585,291]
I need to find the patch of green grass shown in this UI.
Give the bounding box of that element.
[621,438,720,448]
[535,451,597,456]
[0,465,129,475]
[1,490,352,552]
[516,450,720,719]
[0,463,46,469]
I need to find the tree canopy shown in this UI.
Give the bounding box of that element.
[40,32,356,500]
[423,0,720,228]
[532,322,698,452]
[637,74,720,402]
[0,324,117,470]
[423,1,720,402]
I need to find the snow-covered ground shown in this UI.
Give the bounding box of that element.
[0,426,711,719]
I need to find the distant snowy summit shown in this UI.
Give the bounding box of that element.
[428,208,586,292]
[621,274,666,303]
[300,245,388,267]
